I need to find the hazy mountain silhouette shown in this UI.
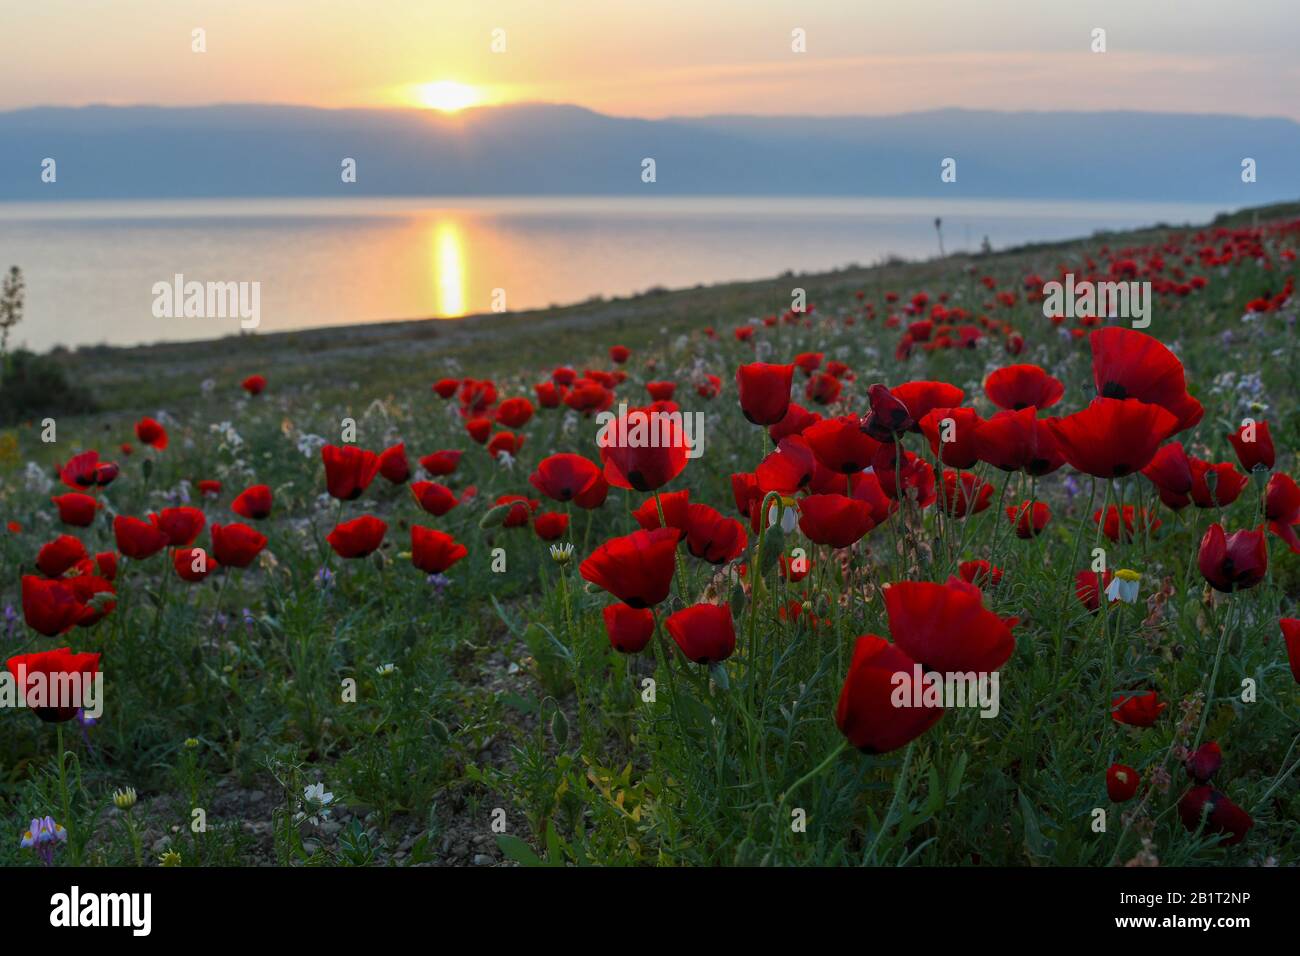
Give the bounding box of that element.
[1,102,1295,202]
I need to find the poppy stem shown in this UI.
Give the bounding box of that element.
[1193,595,1234,751]
[783,739,847,805]
[1255,730,1300,810]
[864,739,915,864]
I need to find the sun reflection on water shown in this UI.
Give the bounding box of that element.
[432,219,466,317]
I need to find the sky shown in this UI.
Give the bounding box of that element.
[5,0,1299,120]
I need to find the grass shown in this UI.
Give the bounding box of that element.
[1,198,1298,867]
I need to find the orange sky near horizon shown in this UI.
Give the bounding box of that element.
[6,0,1300,120]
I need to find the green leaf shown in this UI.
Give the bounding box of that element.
[496,834,545,867]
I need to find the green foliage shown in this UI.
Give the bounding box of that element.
[0,349,98,425]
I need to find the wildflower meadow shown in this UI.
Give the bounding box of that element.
[2,205,1297,873]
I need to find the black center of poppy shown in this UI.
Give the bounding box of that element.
[1101,382,1127,399]
[1113,465,1130,477]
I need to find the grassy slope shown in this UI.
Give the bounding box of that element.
[4,198,1298,868]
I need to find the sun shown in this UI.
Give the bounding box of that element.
[413,81,482,113]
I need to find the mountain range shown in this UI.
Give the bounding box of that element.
[1,103,1296,202]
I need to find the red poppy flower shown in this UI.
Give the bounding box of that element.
[113,515,169,560]
[871,446,936,506]
[779,553,812,581]
[459,379,497,414]
[535,381,563,408]
[645,381,676,402]
[861,383,915,441]
[529,453,600,503]
[1075,569,1114,612]
[793,352,823,376]
[197,479,222,498]
[1187,459,1247,508]
[959,559,1003,588]
[1106,764,1140,802]
[797,494,875,547]
[848,471,899,525]
[35,535,88,577]
[529,512,568,541]
[1265,472,1300,552]
[495,495,539,528]
[573,473,610,509]
[975,408,1064,476]
[1197,523,1267,592]
[1227,420,1273,472]
[172,547,218,582]
[756,435,816,494]
[1185,741,1222,784]
[1112,691,1166,727]
[327,515,388,558]
[730,472,762,519]
[885,577,1017,672]
[495,397,535,429]
[803,415,882,475]
[232,484,273,520]
[602,603,653,653]
[410,481,458,516]
[1141,441,1194,508]
[484,432,521,460]
[835,635,944,754]
[135,417,169,450]
[579,528,682,609]
[1178,786,1253,846]
[683,504,747,564]
[210,522,268,569]
[420,450,462,477]
[65,574,115,627]
[241,374,267,396]
[735,363,794,426]
[150,506,205,547]
[665,603,736,664]
[59,450,101,490]
[609,345,630,364]
[889,381,965,429]
[921,408,985,469]
[984,364,1064,411]
[552,367,578,386]
[564,380,614,415]
[1279,618,1300,683]
[21,576,85,637]
[1090,328,1203,431]
[465,418,493,444]
[92,552,118,581]
[598,408,689,492]
[1093,505,1162,544]
[321,445,381,501]
[1007,501,1050,538]
[411,526,468,573]
[5,647,100,722]
[433,378,460,398]
[769,403,822,442]
[377,443,410,484]
[51,493,100,528]
[1047,398,1178,478]
[804,372,842,405]
[695,374,722,400]
[940,471,994,518]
